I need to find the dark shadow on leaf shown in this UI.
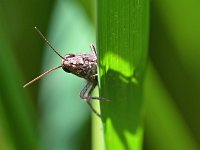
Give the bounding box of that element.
[100,68,144,150]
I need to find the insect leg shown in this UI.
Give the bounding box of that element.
[90,44,97,58]
[87,82,111,101]
[80,82,91,99]
[86,101,101,118]
[80,82,110,101]
[80,82,101,117]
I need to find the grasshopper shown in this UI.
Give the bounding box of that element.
[23,27,110,117]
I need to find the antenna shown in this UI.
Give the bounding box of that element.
[23,65,62,88]
[34,27,65,60]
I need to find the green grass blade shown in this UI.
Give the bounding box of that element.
[0,23,37,150]
[97,0,149,149]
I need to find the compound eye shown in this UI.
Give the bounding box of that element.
[65,53,75,59]
[62,66,71,73]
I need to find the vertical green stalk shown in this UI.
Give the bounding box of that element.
[0,23,37,150]
[98,0,149,149]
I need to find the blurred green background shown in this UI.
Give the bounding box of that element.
[0,0,200,150]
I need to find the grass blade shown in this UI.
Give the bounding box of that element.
[97,0,149,149]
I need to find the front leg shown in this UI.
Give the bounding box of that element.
[80,82,101,117]
[80,82,91,100]
[88,82,111,101]
[80,82,111,117]
[80,82,111,102]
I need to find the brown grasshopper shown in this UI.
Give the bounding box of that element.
[23,27,110,117]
